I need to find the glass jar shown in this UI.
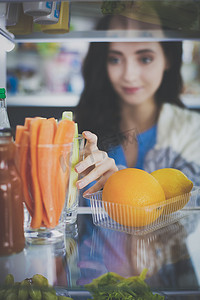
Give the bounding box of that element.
[0,128,25,256]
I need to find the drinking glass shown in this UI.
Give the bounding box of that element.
[64,134,85,224]
[15,142,73,244]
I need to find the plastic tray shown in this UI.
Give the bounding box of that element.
[86,187,200,235]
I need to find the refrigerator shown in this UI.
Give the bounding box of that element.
[0,1,199,128]
[0,1,200,299]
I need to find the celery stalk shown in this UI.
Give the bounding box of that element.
[62,111,73,121]
[62,111,79,208]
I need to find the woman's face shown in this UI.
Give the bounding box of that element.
[106,42,169,106]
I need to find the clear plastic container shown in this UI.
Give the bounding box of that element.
[0,3,7,17]
[86,187,200,235]
[33,1,60,25]
[6,4,33,35]
[23,1,52,17]
[41,1,70,34]
[6,3,20,26]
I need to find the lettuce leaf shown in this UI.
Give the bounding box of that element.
[85,269,165,300]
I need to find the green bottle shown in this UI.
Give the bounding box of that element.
[0,88,10,128]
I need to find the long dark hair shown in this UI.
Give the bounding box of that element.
[75,15,184,149]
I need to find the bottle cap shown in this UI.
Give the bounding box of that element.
[0,128,12,137]
[0,88,6,99]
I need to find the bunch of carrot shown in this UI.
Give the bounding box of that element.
[15,117,75,229]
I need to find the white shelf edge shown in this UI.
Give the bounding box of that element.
[7,93,80,107]
[14,30,200,43]
[7,93,200,108]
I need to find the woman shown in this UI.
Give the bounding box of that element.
[74,15,200,196]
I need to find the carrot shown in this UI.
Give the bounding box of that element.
[54,119,75,145]
[48,117,57,134]
[15,125,34,216]
[24,117,33,130]
[37,118,57,228]
[15,125,28,173]
[38,118,56,144]
[53,119,75,223]
[15,125,33,214]
[41,208,51,228]
[19,130,33,216]
[15,125,27,144]
[29,118,44,229]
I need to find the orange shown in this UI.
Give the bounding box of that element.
[151,168,193,214]
[102,168,166,227]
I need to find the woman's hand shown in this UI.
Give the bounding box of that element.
[75,131,118,196]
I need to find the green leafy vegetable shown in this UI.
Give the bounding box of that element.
[85,269,165,299]
[101,1,128,15]
[0,274,74,300]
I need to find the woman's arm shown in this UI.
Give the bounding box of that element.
[75,131,118,196]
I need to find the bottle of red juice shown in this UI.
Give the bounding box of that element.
[0,128,25,256]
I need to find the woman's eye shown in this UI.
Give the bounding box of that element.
[140,56,153,64]
[107,56,120,64]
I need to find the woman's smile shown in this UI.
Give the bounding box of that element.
[122,86,143,94]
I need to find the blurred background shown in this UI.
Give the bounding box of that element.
[6,40,200,129]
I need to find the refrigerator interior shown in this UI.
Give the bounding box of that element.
[0,0,199,128]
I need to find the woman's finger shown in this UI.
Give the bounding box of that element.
[75,150,108,174]
[76,157,117,189]
[83,169,117,196]
[82,131,98,152]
